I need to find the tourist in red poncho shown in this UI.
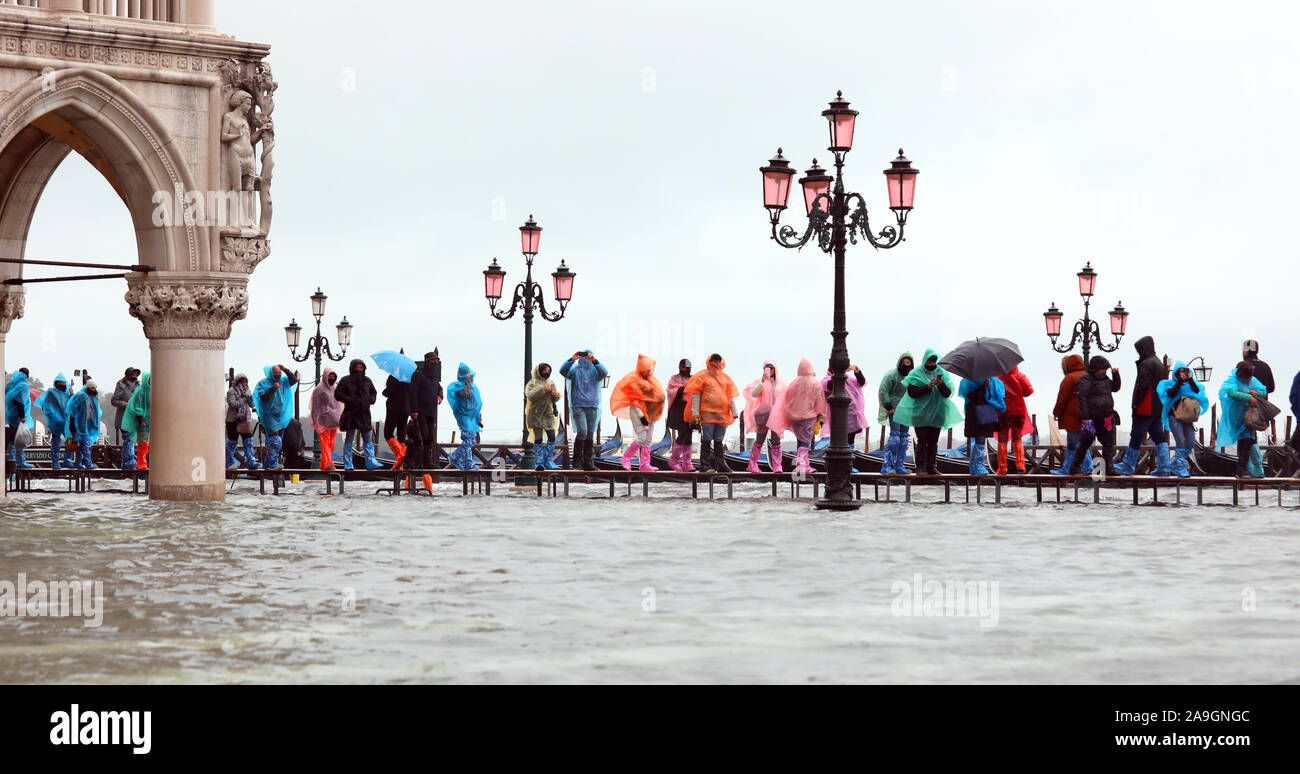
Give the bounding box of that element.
[683,354,741,473]
[996,365,1034,475]
[611,354,667,471]
[743,360,786,473]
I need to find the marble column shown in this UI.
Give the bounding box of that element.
[0,288,24,501]
[125,271,248,502]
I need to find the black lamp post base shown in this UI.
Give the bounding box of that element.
[815,497,863,512]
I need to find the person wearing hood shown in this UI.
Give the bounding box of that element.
[382,371,410,470]
[877,352,914,475]
[743,360,786,473]
[408,352,444,471]
[995,366,1034,475]
[1159,360,1209,478]
[111,367,141,444]
[333,358,382,471]
[891,349,962,475]
[560,348,610,473]
[664,359,696,472]
[1052,355,1093,476]
[1061,356,1122,476]
[1290,368,1300,474]
[775,358,828,474]
[1114,335,1172,476]
[821,364,869,449]
[66,380,102,470]
[958,375,1005,476]
[225,373,257,471]
[309,367,345,471]
[35,373,73,471]
[252,365,297,472]
[1218,361,1269,479]
[120,372,152,471]
[611,354,667,472]
[684,354,741,473]
[5,368,34,469]
[448,362,484,470]
[525,363,562,471]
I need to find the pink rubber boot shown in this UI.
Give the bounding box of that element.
[637,443,660,471]
[769,442,784,473]
[746,443,762,473]
[796,447,812,474]
[677,444,696,472]
[620,443,637,471]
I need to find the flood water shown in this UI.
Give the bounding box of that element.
[2,481,1298,684]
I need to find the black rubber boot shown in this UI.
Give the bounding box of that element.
[713,441,729,472]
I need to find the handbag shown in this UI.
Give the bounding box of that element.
[236,421,254,435]
[64,437,79,452]
[1172,396,1201,423]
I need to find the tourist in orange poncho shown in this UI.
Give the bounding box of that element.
[683,353,741,473]
[610,354,667,471]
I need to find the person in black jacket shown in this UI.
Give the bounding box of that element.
[408,351,445,470]
[334,358,382,470]
[1066,356,1122,476]
[1242,339,1275,395]
[1114,335,1171,475]
[382,373,410,469]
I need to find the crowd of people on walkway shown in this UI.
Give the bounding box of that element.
[6,336,1299,481]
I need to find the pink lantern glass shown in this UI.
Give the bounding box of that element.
[821,91,858,152]
[884,149,919,210]
[1043,303,1063,337]
[800,160,833,216]
[520,215,542,256]
[1109,302,1129,335]
[1077,262,1097,297]
[483,259,506,301]
[552,260,575,303]
[760,149,796,211]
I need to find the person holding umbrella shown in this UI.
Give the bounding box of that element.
[893,349,963,475]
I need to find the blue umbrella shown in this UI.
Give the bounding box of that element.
[371,350,416,383]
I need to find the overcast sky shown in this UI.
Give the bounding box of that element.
[10,0,1299,444]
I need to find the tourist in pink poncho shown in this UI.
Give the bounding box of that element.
[820,364,869,449]
[310,367,344,471]
[743,360,787,473]
[776,358,828,474]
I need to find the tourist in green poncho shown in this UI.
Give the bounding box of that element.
[877,351,914,474]
[891,349,962,474]
[120,372,151,471]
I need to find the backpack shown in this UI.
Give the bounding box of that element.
[1172,396,1201,424]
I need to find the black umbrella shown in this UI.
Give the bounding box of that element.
[938,338,1024,381]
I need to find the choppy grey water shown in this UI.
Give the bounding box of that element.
[2,482,1298,684]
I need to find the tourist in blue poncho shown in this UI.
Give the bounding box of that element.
[1218,361,1268,479]
[958,376,1006,476]
[66,380,103,470]
[5,368,34,469]
[1158,360,1209,478]
[35,372,73,470]
[254,364,297,472]
[448,362,483,470]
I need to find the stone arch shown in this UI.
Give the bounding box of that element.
[0,66,208,279]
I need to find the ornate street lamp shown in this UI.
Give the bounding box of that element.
[1042,262,1128,364]
[761,90,918,511]
[286,287,351,465]
[482,215,576,473]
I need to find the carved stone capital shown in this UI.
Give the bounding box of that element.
[124,272,248,340]
[220,235,271,274]
[0,286,25,336]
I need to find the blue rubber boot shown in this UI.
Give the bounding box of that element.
[225,438,239,470]
[542,441,560,470]
[241,437,260,470]
[1173,447,1192,478]
[1152,442,1173,477]
[265,434,284,471]
[1114,447,1139,475]
[1248,445,1266,478]
[1080,446,1094,474]
[49,431,63,471]
[881,431,898,474]
[16,446,32,469]
[121,436,137,470]
[78,442,95,470]
[1051,448,1077,476]
[363,440,384,470]
[969,438,989,476]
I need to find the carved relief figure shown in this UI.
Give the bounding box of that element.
[221,90,267,232]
